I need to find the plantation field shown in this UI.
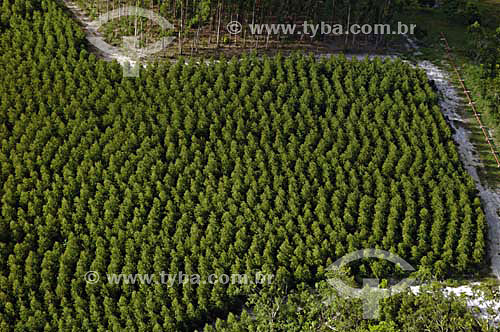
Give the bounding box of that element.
[0,1,495,331]
[0,5,489,331]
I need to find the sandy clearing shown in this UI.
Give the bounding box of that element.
[410,284,500,323]
[63,0,137,66]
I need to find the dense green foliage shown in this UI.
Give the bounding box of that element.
[466,24,500,132]
[204,282,498,331]
[0,0,492,331]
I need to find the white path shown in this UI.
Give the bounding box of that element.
[62,0,136,65]
[419,60,500,280]
[400,39,500,325]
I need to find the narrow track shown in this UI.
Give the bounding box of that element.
[61,0,135,64]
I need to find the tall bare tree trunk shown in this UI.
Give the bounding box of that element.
[134,7,138,41]
[179,0,184,55]
[344,5,350,46]
[331,0,335,45]
[243,27,246,48]
[216,0,222,48]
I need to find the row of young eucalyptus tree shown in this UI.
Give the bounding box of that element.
[67,0,477,54]
[71,0,417,53]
